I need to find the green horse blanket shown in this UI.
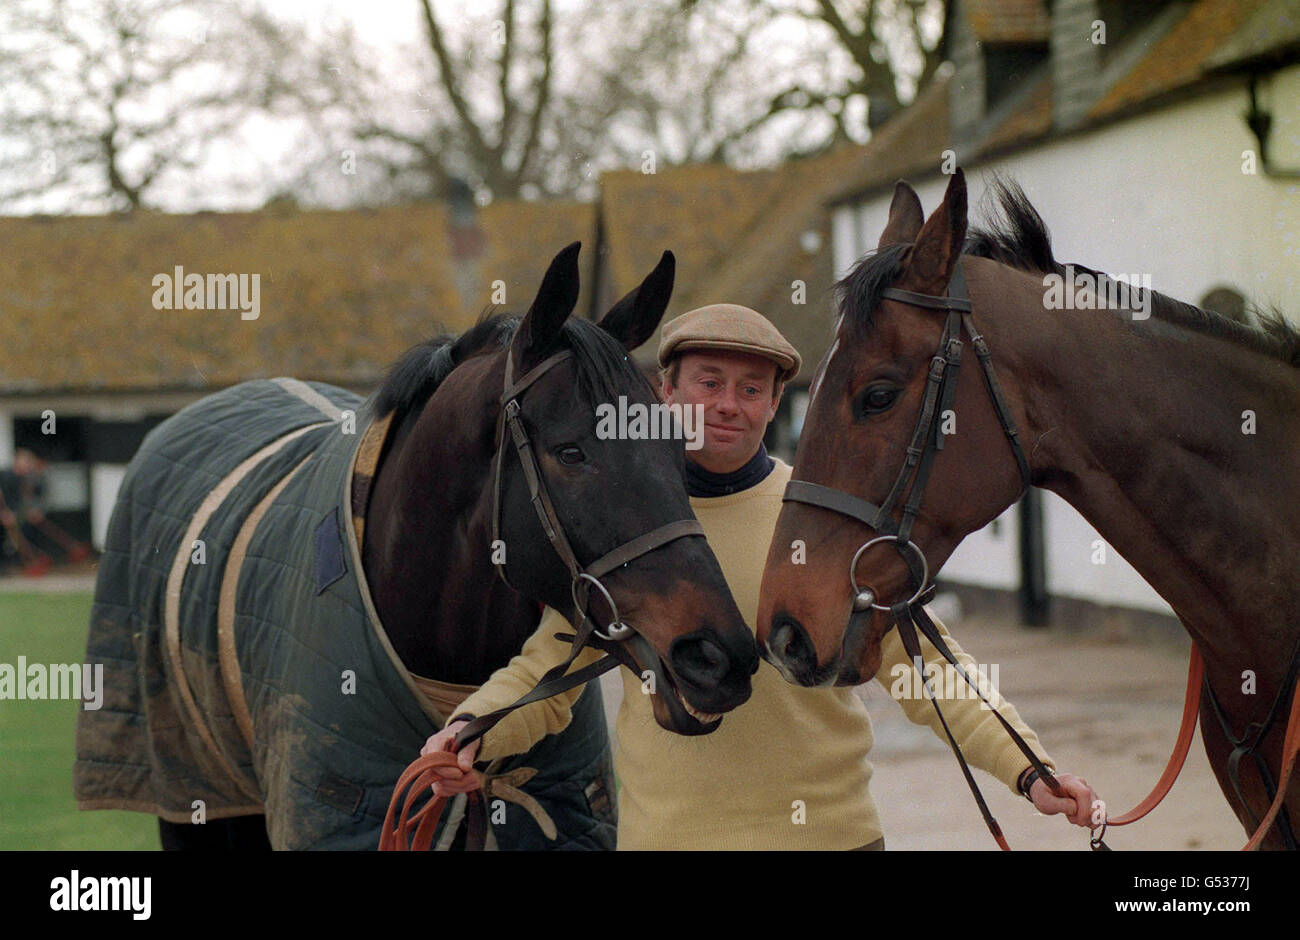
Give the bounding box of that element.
[74,378,615,850]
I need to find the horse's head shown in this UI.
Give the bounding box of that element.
[472,242,757,733]
[758,170,1033,686]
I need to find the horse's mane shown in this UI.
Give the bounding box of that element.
[374,309,650,421]
[837,176,1300,367]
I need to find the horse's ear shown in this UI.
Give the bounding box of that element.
[877,181,924,248]
[598,250,675,351]
[516,241,581,367]
[905,168,967,289]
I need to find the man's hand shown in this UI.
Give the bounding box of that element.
[420,720,482,799]
[1030,771,1099,827]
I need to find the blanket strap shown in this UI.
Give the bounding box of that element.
[165,421,330,802]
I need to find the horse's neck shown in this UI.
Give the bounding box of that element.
[1008,301,1294,670]
[362,375,538,685]
[1028,314,1300,693]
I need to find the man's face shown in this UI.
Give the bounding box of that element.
[662,350,782,474]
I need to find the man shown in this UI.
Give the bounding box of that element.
[423,303,1097,849]
[0,449,50,575]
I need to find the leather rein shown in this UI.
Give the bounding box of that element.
[381,342,707,850]
[781,257,1300,851]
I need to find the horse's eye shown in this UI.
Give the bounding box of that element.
[557,445,586,465]
[856,385,901,417]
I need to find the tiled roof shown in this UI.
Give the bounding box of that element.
[599,157,850,380]
[1089,0,1272,122]
[827,73,954,204]
[599,163,785,313]
[692,144,892,376]
[475,200,597,314]
[965,0,1051,43]
[1206,0,1300,72]
[0,201,594,394]
[977,71,1053,155]
[834,0,1290,204]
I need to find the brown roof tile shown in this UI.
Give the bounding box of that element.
[1088,0,1271,122]
[965,0,1051,43]
[977,71,1053,155]
[827,73,954,205]
[599,163,786,312]
[475,200,596,315]
[1207,0,1300,72]
[0,201,595,394]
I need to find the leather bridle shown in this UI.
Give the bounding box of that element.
[781,258,1069,850]
[488,345,706,644]
[783,260,1030,610]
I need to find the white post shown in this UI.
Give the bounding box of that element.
[0,409,13,468]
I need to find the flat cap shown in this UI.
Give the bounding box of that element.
[658,303,801,382]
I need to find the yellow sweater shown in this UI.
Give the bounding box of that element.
[453,459,1055,849]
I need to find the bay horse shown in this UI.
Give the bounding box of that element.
[757,169,1300,849]
[79,243,756,850]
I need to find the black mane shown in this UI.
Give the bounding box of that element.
[374,311,650,420]
[836,176,1300,367]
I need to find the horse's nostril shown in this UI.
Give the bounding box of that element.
[671,636,730,684]
[769,615,815,671]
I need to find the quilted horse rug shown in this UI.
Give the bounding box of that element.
[74,377,616,850]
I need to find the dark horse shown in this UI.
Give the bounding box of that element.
[79,243,756,850]
[758,169,1300,849]
[364,244,755,724]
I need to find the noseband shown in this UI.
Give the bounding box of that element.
[489,345,705,644]
[782,258,1072,849]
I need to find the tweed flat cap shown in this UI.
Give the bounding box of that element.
[658,303,801,382]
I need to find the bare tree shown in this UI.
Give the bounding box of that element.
[625,0,946,164]
[0,0,299,213]
[303,0,579,203]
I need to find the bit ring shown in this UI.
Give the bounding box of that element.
[849,535,930,611]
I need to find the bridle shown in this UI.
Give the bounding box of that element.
[784,259,1030,612]
[489,345,706,643]
[781,258,1069,850]
[455,340,707,748]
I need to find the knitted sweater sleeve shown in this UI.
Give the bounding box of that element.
[450,606,605,762]
[873,609,1055,793]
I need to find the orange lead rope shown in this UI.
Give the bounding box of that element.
[1101,644,1300,851]
[380,750,486,851]
[1104,645,1205,831]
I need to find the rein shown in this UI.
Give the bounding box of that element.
[381,341,706,850]
[1103,637,1300,851]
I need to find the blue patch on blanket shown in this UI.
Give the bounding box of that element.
[314,508,347,595]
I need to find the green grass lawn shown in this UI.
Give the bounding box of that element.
[0,591,158,850]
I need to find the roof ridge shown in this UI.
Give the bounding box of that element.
[702,76,953,306]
